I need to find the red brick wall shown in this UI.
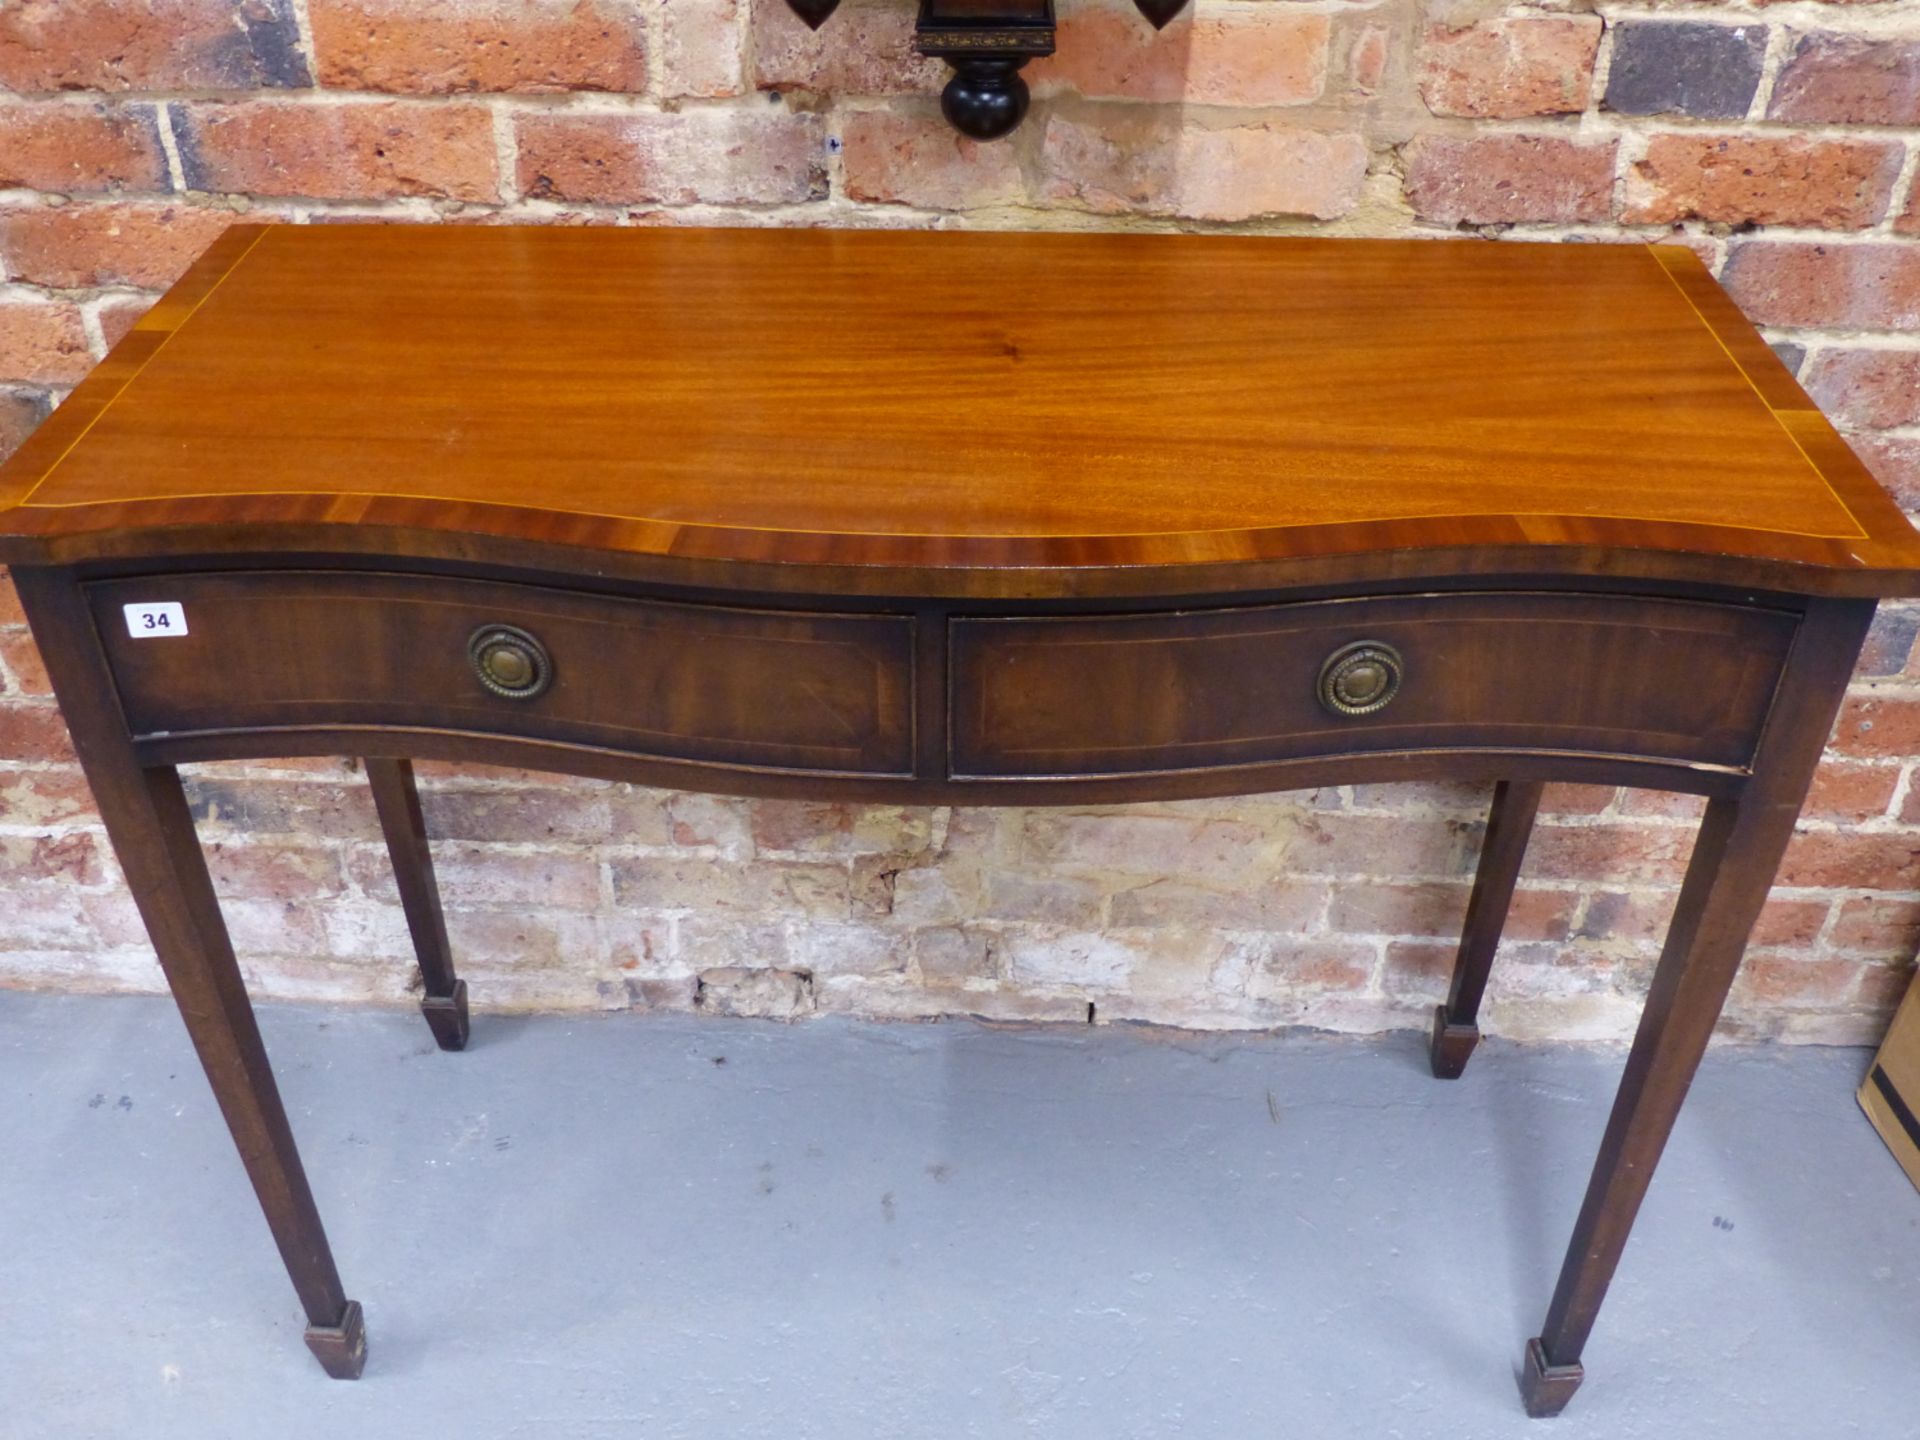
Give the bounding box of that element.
[1,0,1917,1042]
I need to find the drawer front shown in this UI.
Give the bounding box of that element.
[90,572,915,776]
[949,593,1797,779]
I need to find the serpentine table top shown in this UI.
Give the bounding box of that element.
[3,225,1916,1420]
[2,224,1914,595]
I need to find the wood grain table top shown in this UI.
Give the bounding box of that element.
[3,223,1916,598]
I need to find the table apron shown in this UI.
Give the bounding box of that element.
[85,568,1801,804]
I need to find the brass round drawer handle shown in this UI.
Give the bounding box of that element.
[1318,640,1403,718]
[467,624,552,701]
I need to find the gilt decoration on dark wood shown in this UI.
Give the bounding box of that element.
[784,0,1193,140]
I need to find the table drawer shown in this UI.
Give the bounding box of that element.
[89,572,915,776]
[949,593,1798,779]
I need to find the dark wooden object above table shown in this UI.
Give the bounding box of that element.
[783,0,1191,142]
[3,225,1916,1416]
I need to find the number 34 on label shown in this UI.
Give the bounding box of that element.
[123,602,188,638]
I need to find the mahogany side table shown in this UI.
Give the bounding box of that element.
[4,225,1916,1416]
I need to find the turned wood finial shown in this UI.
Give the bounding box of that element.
[787,0,841,29]
[780,0,1193,139]
[1131,0,1188,26]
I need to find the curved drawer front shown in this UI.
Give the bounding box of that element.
[949,593,1798,780]
[89,572,915,777]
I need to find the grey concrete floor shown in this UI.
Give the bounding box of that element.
[2,993,1918,1439]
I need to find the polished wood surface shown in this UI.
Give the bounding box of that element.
[1431,778,1545,1079]
[949,592,1796,779]
[10,564,367,1378]
[87,568,1800,798]
[364,757,468,1052]
[11,225,1920,1417]
[2,225,1917,597]
[88,570,916,777]
[1522,596,1874,1415]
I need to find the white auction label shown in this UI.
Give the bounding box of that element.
[123,601,188,638]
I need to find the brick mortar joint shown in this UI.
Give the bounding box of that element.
[637,0,664,107]
[0,90,779,116]
[0,822,109,841]
[5,88,1911,143]
[76,296,126,363]
[154,101,190,194]
[340,835,736,863]
[285,0,319,72]
[1593,2,1920,41]
[1428,113,1920,144]
[1877,142,1920,236]
[1794,332,1920,353]
[1778,813,1920,834]
[486,100,519,205]
[1844,675,1920,693]
[1748,15,1794,126]
[10,195,1919,262]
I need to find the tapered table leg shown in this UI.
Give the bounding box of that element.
[14,567,367,1378]
[364,756,467,1051]
[1522,597,1873,1416]
[1430,778,1545,1078]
